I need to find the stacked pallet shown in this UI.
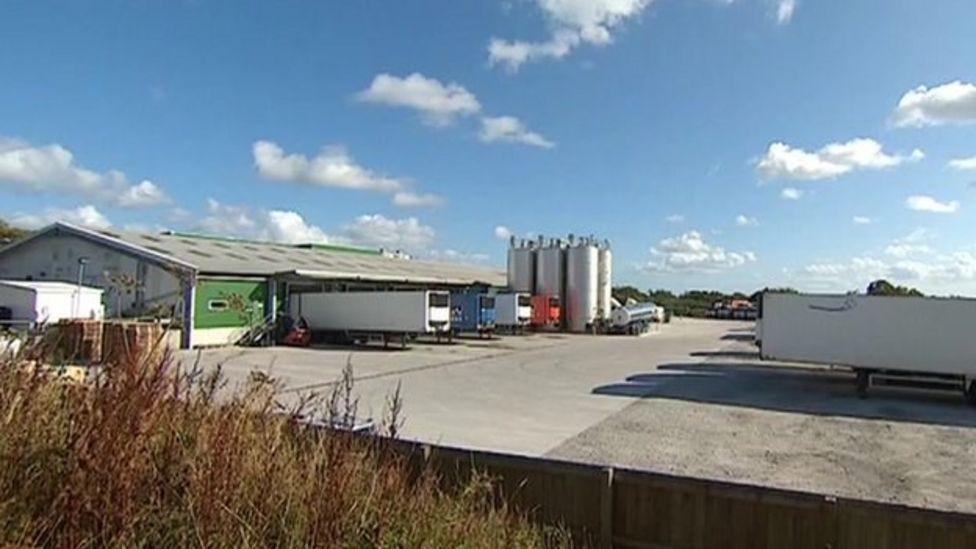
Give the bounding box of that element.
[57,319,103,364]
[101,321,166,365]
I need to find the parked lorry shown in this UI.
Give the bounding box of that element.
[494,293,532,333]
[531,295,560,330]
[450,293,496,337]
[758,291,976,400]
[289,290,451,347]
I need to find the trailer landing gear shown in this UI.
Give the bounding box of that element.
[855,369,871,398]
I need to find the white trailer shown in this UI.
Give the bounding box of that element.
[0,280,104,328]
[289,290,451,347]
[494,293,532,332]
[759,291,976,399]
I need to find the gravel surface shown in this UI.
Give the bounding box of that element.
[546,333,976,513]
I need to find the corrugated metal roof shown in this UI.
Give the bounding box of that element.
[14,223,504,287]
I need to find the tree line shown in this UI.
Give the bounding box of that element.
[614,279,924,318]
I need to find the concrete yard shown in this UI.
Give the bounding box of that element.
[183,318,976,514]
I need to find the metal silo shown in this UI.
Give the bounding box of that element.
[506,238,536,294]
[597,242,613,321]
[536,239,565,310]
[566,239,599,333]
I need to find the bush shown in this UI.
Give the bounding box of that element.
[0,341,570,547]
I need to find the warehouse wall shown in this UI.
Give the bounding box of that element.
[192,278,267,347]
[0,233,183,318]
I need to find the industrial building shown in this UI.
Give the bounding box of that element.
[0,222,505,348]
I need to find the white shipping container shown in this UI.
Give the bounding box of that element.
[760,292,976,378]
[0,280,104,326]
[290,290,450,335]
[495,293,532,327]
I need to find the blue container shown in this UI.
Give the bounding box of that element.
[450,293,496,334]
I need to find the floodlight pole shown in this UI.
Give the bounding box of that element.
[75,257,89,318]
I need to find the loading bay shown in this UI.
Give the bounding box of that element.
[184,318,976,514]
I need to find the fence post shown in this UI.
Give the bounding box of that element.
[601,466,614,548]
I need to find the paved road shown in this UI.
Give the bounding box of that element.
[327,319,736,454]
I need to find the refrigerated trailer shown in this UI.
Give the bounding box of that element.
[758,291,976,399]
[289,290,451,347]
[450,293,496,337]
[494,293,532,333]
[531,295,560,330]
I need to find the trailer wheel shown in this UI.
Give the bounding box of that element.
[965,381,976,405]
[855,369,870,398]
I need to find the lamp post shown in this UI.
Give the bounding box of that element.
[75,257,89,318]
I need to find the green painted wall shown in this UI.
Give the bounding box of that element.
[194,279,267,329]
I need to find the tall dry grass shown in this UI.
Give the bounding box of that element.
[0,339,571,547]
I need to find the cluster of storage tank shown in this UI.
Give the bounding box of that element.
[506,234,613,333]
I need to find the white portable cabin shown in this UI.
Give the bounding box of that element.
[0,280,104,327]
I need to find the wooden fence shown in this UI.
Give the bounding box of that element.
[390,440,976,548]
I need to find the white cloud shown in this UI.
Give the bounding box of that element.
[884,229,932,258]
[261,210,331,244]
[644,230,756,273]
[337,214,436,252]
[10,205,112,230]
[198,199,258,236]
[948,155,976,171]
[852,216,873,225]
[775,0,796,24]
[891,81,976,127]
[392,191,445,208]
[488,0,652,72]
[494,225,514,240]
[905,195,959,214]
[780,187,803,200]
[427,249,491,264]
[735,214,758,227]
[488,30,582,72]
[801,257,888,281]
[795,253,976,294]
[479,116,555,148]
[188,201,438,254]
[885,243,931,258]
[253,140,405,193]
[116,180,168,208]
[665,214,685,223]
[253,140,444,208]
[757,138,923,181]
[356,73,481,126]
[757,142,848,180]
[791,227,976,294]
[0,137,168,208]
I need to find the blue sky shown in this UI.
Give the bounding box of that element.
[2,0,976,294]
